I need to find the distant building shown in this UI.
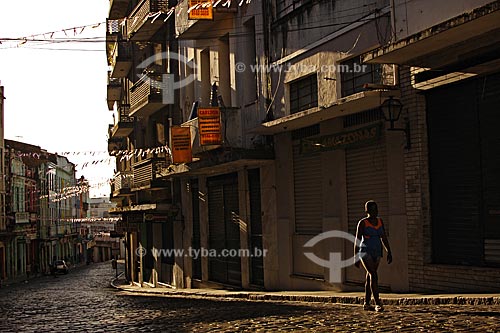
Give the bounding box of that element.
[83,197,120,262]
[0,84,7,281]
[2,139,86,278]
[88,197,116,218]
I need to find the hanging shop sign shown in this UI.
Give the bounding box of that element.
[188,0,214,20]
[300,123,381,154]
[171,126,193,163]
[198,107,222,146]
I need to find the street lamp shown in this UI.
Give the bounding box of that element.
[380,97,411,149]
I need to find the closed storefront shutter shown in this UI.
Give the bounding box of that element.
[191,180,202,280]
[345,137,389,284]
[477,73,500,265]
[427,79,482,265]
[248,169,264,286]
[208,183,225,283]
[293,146,323,235]
[291,145,323,278]
[207,173,241,286]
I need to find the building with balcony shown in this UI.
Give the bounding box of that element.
[106,0,178,287]
[104,0,500,293]
[4,140,46,280]
[165,0,278,290]
[3,140,82,279]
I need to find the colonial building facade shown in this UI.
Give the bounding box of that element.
[107,0,500,292]
[1,139,87,281]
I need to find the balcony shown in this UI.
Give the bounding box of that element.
[105,19,121,62]
[129,71,166,117]
[127,0,169,41]
[109,0,130,20]
[109,42,133,78]
[132,157,170,191]
[107,73,122,110]
[108,135,127,153]
[111,171,133,198]
[175,0,237,39]
[176,104,274,174]
[110,105,135,138]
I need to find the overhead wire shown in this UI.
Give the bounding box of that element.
[0,2,386,48]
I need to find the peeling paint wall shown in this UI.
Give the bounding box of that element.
[270,0,390,60]
[394,0,495,40]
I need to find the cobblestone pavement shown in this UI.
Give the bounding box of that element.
[0,262,499,332]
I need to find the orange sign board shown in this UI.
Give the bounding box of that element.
[188,0,214,20]
[171,126,192,163]
[198,107,222,146]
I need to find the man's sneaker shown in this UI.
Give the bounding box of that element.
[375,304,384,312]
[363,304,375,311]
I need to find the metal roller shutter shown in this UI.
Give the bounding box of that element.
[248,169,264,286]
[191,180,202,280]
[208,182,226,284]
[293,146,323,235]
[345,137,389,284]
[427,79,482,265]
[477,73,500,265]
[224,179,242,286]
[207,173,241,286]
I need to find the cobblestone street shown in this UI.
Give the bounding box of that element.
[0,262,499,332]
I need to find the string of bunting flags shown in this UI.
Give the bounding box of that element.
[2,22,105,48]
[13,144,172,169]
[107,0,255,34]
[4,0,255,49]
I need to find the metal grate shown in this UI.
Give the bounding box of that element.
[485,239,500,264]
[291,124,320,140]
[343,108,382,128]
[114,171,133,191]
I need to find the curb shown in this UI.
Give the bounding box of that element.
[109,278,500,306]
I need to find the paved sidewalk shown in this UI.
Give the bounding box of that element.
[110,276,500,306]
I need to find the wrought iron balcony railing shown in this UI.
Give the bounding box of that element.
[129,70,166,117]
[109,42,133,78]
[108,135,127,153]
[112,171,133,198]
[107,72,122,110]
[175,0,237,39]
[132,157,169,191]
[127,0,169,41]
[110,104,135,138]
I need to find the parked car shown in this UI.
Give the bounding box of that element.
[53,260,69,274]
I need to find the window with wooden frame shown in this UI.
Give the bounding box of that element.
[340,56,382,97]
[289,74,318,114]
